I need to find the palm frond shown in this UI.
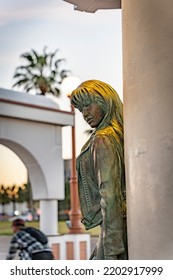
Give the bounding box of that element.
[20,53,34,63]
[15,65,29,70]
[51,87,60,97]
[43,46,48,55]
[60,69,71,80]
[13,47,71,95]
[13,72,27,78]
[54,58,65,68]
[31,49,38,56]
[12,78,30,88]
[23,84,33,92]
[49,48,59,68]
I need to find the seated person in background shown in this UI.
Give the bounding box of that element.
[6,218,54,260]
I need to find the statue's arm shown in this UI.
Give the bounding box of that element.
[91,134,125,258]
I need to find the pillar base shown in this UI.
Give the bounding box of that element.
[48,234,91,260]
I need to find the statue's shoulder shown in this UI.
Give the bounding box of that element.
[92,126,115,147]
[95,125,115,139]
[94,126,122,151]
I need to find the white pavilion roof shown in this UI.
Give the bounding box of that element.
[63,0,121,13]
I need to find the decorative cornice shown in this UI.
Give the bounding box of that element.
[63,0,121,13]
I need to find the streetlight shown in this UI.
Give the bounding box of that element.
[61,76,83,234]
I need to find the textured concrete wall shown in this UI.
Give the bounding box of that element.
[122,0,173,259]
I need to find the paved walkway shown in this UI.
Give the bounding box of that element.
[0,235,98,260]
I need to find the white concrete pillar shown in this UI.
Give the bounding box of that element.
[40,200,58,236]
[122,0,173,259]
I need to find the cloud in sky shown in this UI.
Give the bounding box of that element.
[0,0,117,26]
[0,0,66,26]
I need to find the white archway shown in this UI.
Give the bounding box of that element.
[0,88,73,235]
[1,139,48,199]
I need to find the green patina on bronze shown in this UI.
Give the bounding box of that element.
[71,80,128,260]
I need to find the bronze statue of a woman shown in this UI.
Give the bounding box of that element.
[71,79,127,260]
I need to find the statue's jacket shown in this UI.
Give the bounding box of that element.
[76,125,126,257]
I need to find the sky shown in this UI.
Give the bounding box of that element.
[0,0,122,186]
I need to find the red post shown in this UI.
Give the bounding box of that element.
[68,105,83,233]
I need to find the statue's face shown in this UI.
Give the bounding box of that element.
[81,102,105,128]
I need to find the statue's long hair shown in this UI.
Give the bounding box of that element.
[71,79,123,141]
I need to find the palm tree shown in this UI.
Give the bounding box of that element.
[0,185,10,216]
[19,182,33,210]
[6,185,19,214]
[12,46,71,96]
